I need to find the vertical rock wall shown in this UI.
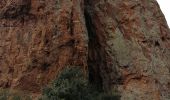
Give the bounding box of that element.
[84,0,170,99]
[0,0,170,99]
[0,0,88,92]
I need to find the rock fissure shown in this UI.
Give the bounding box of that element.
[0,0,170,99]
[84,0,114,92]
[84,9,103,91]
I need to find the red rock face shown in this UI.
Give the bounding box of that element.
[0,0,88,93]
[85,0,170,99]
[0,0,170,99]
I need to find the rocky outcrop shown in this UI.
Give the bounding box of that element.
[0,0,170,99]
[0,0,88,93]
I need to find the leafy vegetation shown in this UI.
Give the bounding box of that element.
[0,89,8,100]
[0,88,32,100]
[40,67,120,100]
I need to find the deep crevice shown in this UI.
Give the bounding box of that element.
[84,0,118,92]
[84,9,103,91]
[84,0,115,91]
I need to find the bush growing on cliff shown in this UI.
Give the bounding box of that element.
[40,67,120,100]
[0,89,8,100]
[0,88,32,100]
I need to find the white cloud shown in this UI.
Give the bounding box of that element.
[156,0,170,27]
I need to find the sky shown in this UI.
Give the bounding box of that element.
[156,0,170,27]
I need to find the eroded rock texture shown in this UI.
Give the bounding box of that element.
[0,0,170,100]
[0,0,88,92]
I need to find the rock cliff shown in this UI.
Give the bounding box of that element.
[0,0,170,100]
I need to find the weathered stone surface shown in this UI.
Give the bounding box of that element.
[85,0,170,100]
[0,0,170,99]
[0,0,88,93]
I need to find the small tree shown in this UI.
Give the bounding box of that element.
[40,67,120,100]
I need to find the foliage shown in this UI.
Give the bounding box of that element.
[40,67,120,100]
[0,88,32,100]
[12,95,21,100]
[0,89,8,100]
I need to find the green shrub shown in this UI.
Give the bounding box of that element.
[0,89,9,100]
[97,93,120,100]
[12,95,21,100]
[40,67,120,100]
[0,88,32,100]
